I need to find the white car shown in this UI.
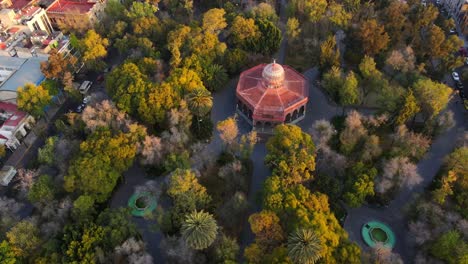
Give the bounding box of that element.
[83,95,91,104]
[452,72,460,82]
[0,166,17,186]
[79,81,93,94]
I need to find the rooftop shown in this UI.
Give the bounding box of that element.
[0,102,27,127]
[10,0,33,10]
[0,56,47,92]
[236,63,308,121]
[47,0,95,14]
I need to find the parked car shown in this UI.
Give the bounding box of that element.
[450,28,457,35]
[0,166,17,186]
[456,81,464,90]
[83,96,91,104]
[452,71,460,81]
[79,81,93,94]
[75,103,86,113]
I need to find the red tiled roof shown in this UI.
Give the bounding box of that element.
[236,63,308,122]
[15,5,41,19]
[0,102,27,127]
[10,0,32,10]
[47,0,95,14]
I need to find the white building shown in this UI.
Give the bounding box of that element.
[0,102,34,150]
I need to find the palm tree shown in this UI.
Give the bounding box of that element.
[287,228,323,264]
[205,64,228,91]
[181,210,218,250]
[186,88,213,132]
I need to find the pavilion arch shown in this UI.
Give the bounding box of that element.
[265,122,272,128]
[299,105,305,116]
[292,109,298,120]
[285,113,292,123]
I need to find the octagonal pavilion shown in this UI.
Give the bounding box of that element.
[236,61,309,132]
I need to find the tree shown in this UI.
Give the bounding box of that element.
[339,71,359,111]
[412,79,452,120]
[288,0,327,23]
[214,235,239,263]
[328,2,351,28]
[0,240,18,264]
[105,62,149,115]
[0,197,23,239]
[265,124,316,185]
[343,162,376,207]
[382,1,408,45]
[286,18,301,41]
[230,16,259,49]
[80,30,109,70]
[395,90,420,125]
[181,210,218,250]
[250,19,282,55]
[377,157,422,194]
[17,83,52,118]
[64,128,144,202]
[430,230,468,264]
[28,175,55,203]
[339,111,367,154]
[360,135,382,162]
[358,19,390,56]
[287,229,323,264]
[319,35,340,71]
[125,1,157,19]
[40,49,77,80]
[358,55,383,97]
[249,210,284,249]
[322,66,343,100]
[217,117,239,151]
[38,136,57,165]
[187,88,212,117]
[390,125,430,160]
[204,64,228,91]
[249,3,278,22]
[6,220,40,257]
[386,47,416,73]
[202,8,227,33]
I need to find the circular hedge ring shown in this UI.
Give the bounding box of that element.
[361,221,396,249]
[128,192,157,217]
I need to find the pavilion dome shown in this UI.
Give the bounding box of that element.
[262,61,285,89]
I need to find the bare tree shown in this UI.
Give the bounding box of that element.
[408,221,432,245]
[386,46,416,73]
[316,145,348,177]
[190,143,215,170]
[159,236,195,264]
[377,157,422,194]
[138,135,164,166]
[371,243,404,264]
[360,135,382,161]
[115,237,153,264]
[81,100,128,132]
[16,169,39,198]
[0,196,23,234]
[310,119,336,147]
[340,111,367,154]
[390,125,430,160]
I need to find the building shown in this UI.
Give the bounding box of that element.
[0,55,47,103]
[236,61,309,132]
[46,0,106,30]
[0,102,34,150]
[0,5,70,58]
